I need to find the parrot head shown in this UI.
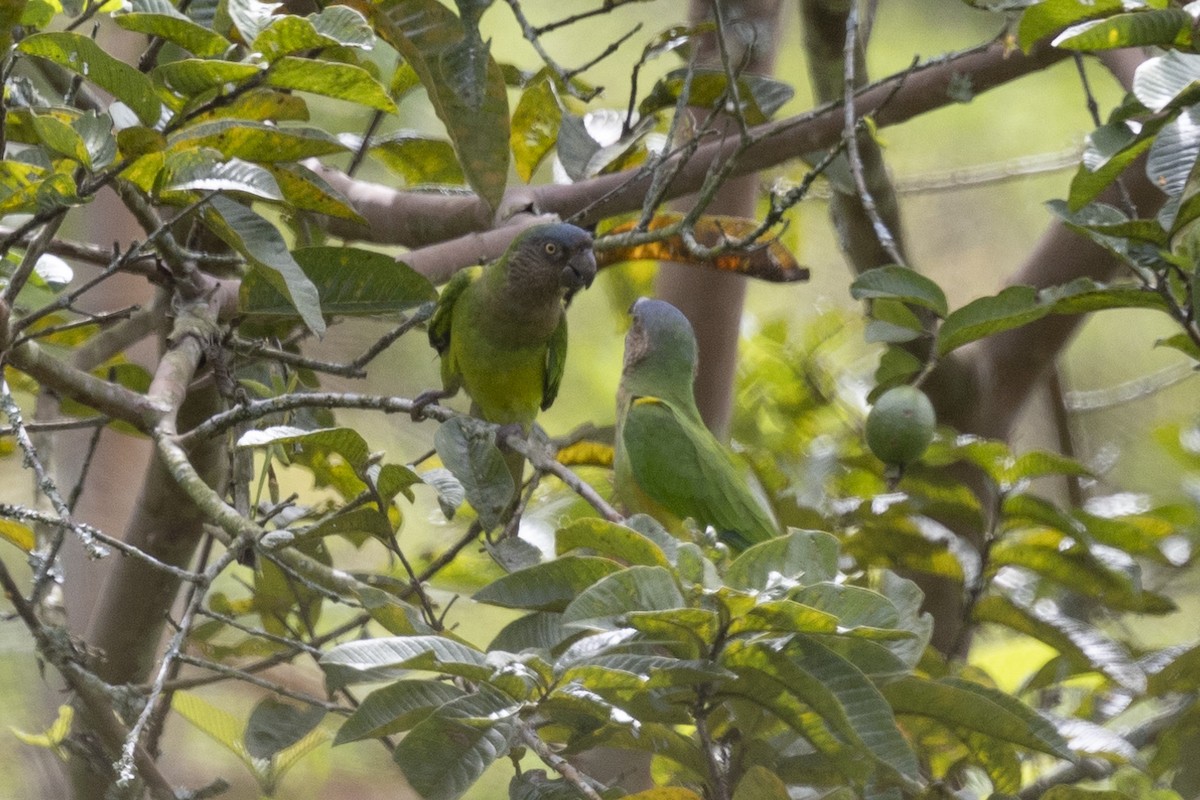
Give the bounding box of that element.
[623,297,699,386]
[506,223,597,299]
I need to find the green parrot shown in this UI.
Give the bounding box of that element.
[422,222,597,485]
[614,297,778,551]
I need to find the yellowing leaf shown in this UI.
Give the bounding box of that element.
[599,214,809,283]
[0,519,36,552]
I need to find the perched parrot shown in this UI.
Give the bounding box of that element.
[423,222,597,485]
[614,297,778,551]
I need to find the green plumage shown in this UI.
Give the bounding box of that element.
[614,298,778,551]
[427,222,596,485]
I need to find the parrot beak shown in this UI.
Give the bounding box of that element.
[561,249,597,292]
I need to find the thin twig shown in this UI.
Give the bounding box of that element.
[517,723,605,800]
[842,3,905,266]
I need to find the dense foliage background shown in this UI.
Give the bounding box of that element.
[2,1,1200,799]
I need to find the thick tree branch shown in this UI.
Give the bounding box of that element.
[313,38,1068,253]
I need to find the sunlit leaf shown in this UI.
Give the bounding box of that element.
[511,72,561,182]
[115,0,232,57]
[883,676,1074,759]
[171,120,346,163]
[1018,0,1124,51]
[267,57,396,112]
[153,59,262,98]
[1052,9,1191,51]
[18,32,161,125]
[974,594,1146,691]
[367,131,466,186]
[555,517,674,568]
[236,425,369,470]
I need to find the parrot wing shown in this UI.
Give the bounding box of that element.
[621,396,777,550]
[428,265,483,355]
[541,315,568,411]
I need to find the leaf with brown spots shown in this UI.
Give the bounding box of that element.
[598,214,809,283]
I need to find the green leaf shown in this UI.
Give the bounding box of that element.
[297,507,393,547]
[639,68,794,124]
[159,151,283,201]
[555,517,673,567]
[850,265,948,317]
[873,345,923,388]
[266,57,397,112]
[31,114,89,165]
[788,582,902,631]
[320,635,490,689]
[473,556,623,612]
[619,608,722,654]
[335,679,467,744]
[1133,51,1200,113]
[1147,641,1200,693]
[204,195,325,335]
[1067,123,1157,212]
[240,246,434,318]
[1040,276,1169,314]
[373,0,510,210]
[153,59,262,98]
[434,416,514,531]
[1052,9,1191,51]
[391,687,519,800]
[727,599,840,637]
[510,72,561,183]
[1017,0,1124,51]
[114,0,232,57]
[883,676,1074,759]
[266,162,366,222]
[725,529,840,591]
[171,120,346,163]
[1157,332,1200,360]
[561,565,684,630]
[723,636,918,782]
[974,594,1146,691]
[1152,104,1200,204]
[252,5,374,61]
[243,696,325,760]
[368,132,466,186]
[1005,450,1094,483]
[936,286,1050,357]
[733,766,791,800]
[488,611,574,653]
[18,32,161,126]
[73,111,116,171]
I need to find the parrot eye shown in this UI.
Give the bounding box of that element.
[544,242,559,256]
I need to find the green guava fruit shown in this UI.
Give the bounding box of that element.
[865,385,936,466]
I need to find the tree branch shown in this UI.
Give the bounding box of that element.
[312,37,1068,252]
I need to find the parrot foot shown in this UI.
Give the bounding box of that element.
[410,389,452,421]
[493,422,524,449]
